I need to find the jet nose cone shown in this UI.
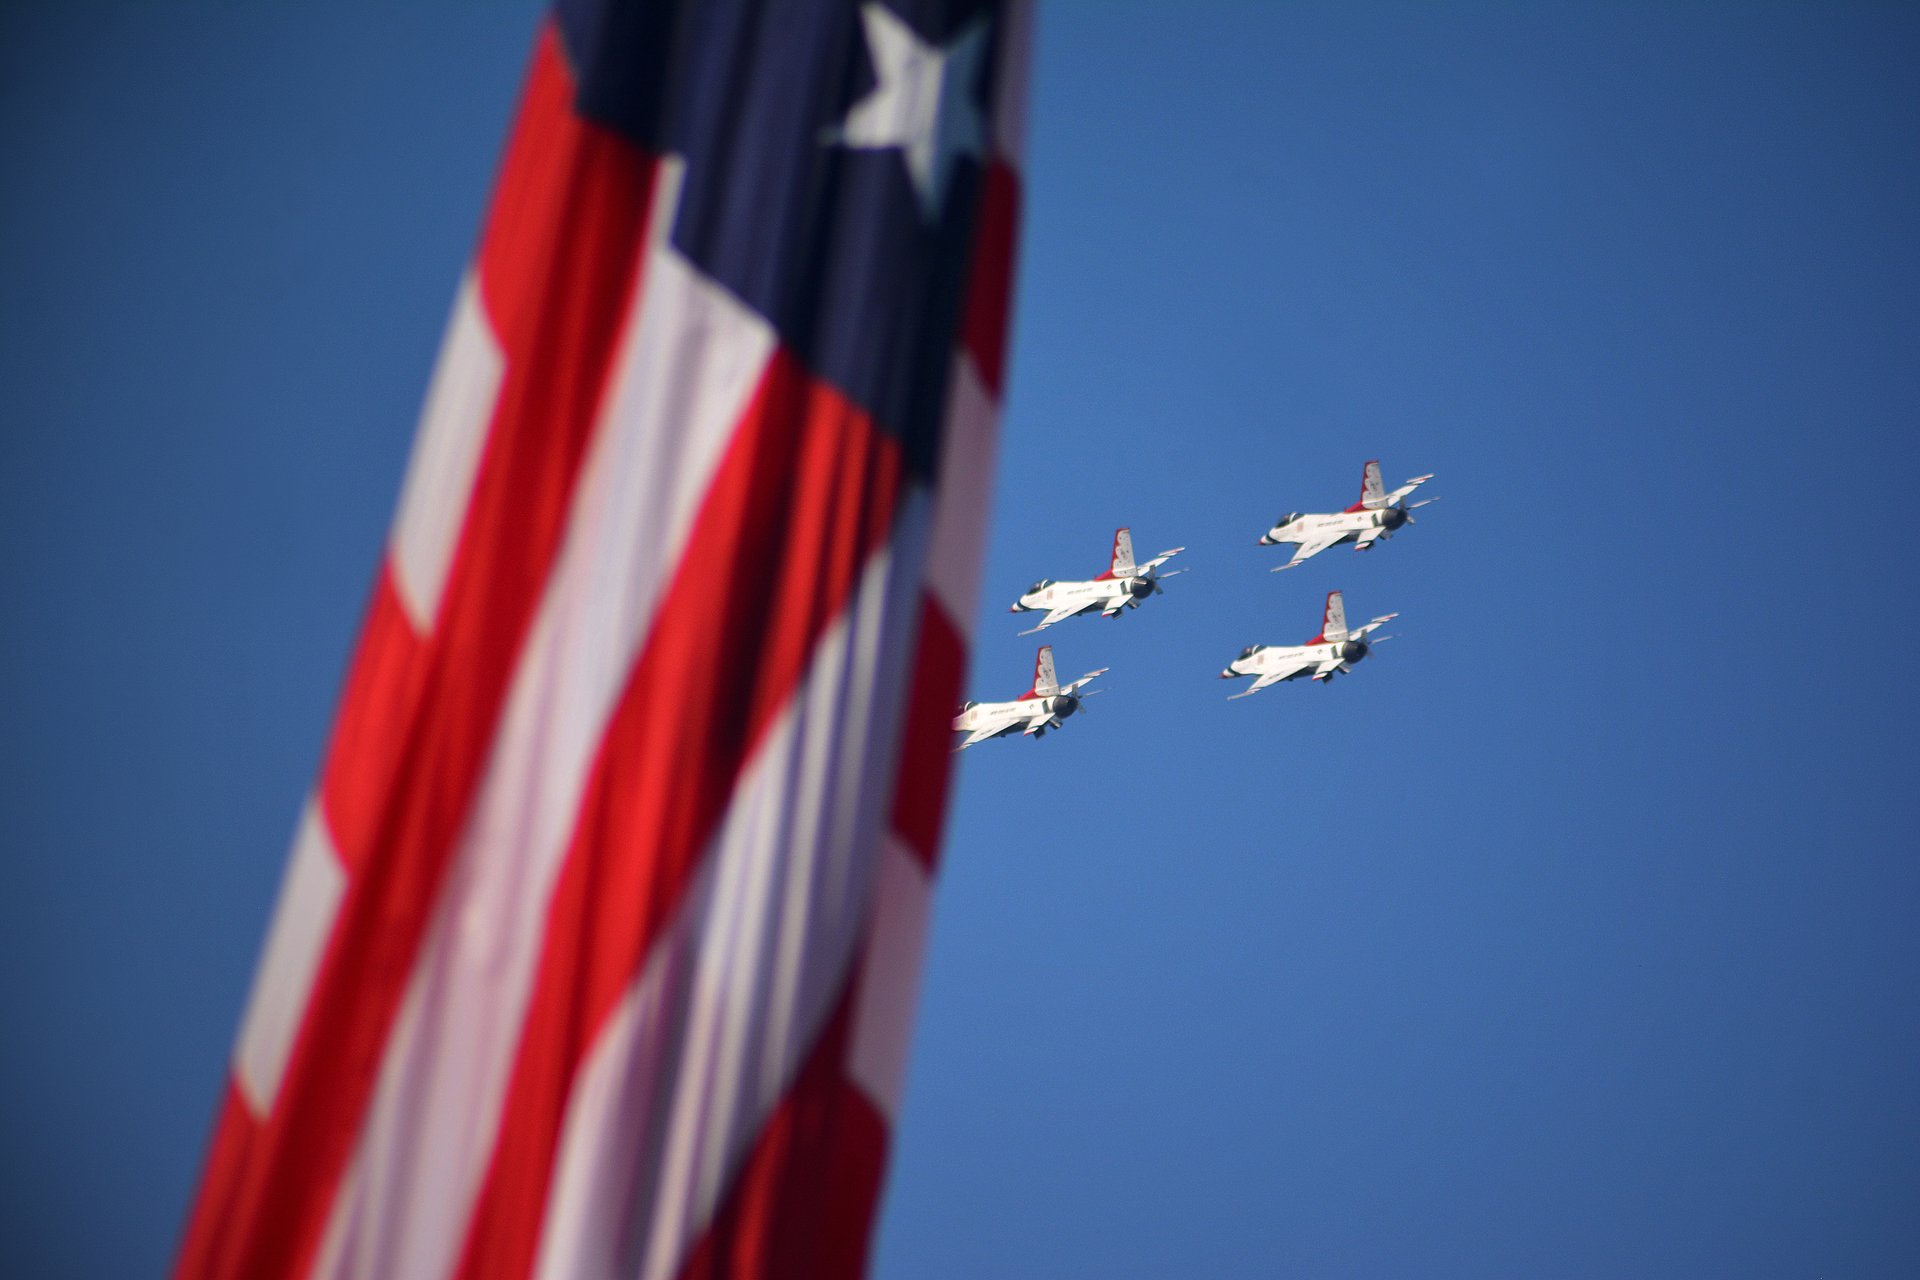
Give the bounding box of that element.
[1008,603,1020,612]
[1258,535,1273,546]
[1220,669,1234,678]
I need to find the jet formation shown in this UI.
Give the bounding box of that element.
[955,459,1436,747]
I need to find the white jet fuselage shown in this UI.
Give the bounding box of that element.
[1220,590,1396,698]
[1261,463,1434,570]
[954,644,1106,747]
[1009,529,1183,633]
[1221,637,1372,686]
[1261,505,1408,552]
[952,692,1085,744]
[1014,574,1152,618]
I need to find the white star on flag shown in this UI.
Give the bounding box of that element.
[829,4,989,218]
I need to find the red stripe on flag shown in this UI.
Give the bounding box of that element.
[176,580,426,1276]
[171,1086,262,1278]
[959,162,1022,398]
[671,986,892,1280]
[173,28,662,1280]
[475,24,600,336]
[317,567,426,869]
[888,597,967,869]
[449,350,905,1280]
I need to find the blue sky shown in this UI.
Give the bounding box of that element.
[3,3,1918,1277]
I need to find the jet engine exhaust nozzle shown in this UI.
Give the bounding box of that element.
[1129,577,1154,598]
[1340,640,1369,663]
[1050,694,1078,719]
[1382,506,1409,530]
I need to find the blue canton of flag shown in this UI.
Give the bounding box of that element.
[561,0,1004,474]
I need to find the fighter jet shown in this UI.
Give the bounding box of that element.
[1261,460,1436,571]
[953,645,1107,749]
[1220,590,1397,699]
[1010,528,1185,635]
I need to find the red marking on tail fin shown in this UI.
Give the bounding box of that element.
[1094,527,1131,581]
[1309,589,1341,643]
[1351,460,1382,510]
[1347,459,1384,512]
[1018,644,1054,700]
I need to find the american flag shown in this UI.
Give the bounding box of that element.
[175,3,1029,1276]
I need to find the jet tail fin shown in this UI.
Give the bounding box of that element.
[1028,645,1060,698]
[1311,590,1349,644]
[1108,527,1136,578]
[1349,459,1386,511]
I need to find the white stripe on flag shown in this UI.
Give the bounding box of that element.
[922,355,999,639]
[233,797,345,1114]
[845,834,934,1121]
[312,160,784,1280]
[531,498,928,1280]
[390,269,505,631]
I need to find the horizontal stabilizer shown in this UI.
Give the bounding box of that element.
[1385,475,1435,507]
[1063,667,1109,695]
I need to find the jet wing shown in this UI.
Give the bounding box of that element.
[955,703,1024,750]
[1310,658,1347,681]
[1227,657,1315,698]
[1353,525,1387,549]
[1227,673,1286,700]
[1271,532,1343,572]
[1018,604,1085,636]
